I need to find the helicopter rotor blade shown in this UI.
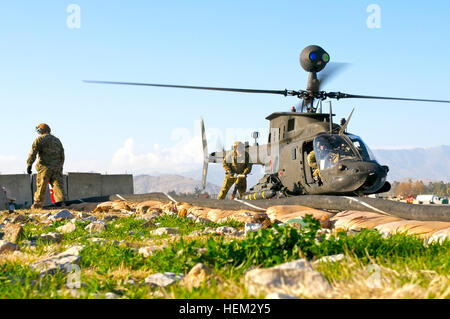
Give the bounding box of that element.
[84,80,303,97]
[200,117,208,190]
[324,92,450,104]
[318,62,350,90]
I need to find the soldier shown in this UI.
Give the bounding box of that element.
[307,149,321,181]
[27,123,66,209]
[218,141,252,200]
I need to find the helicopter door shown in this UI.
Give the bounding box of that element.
[302,141,317,185]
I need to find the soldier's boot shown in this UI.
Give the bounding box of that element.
[31,202,43,209]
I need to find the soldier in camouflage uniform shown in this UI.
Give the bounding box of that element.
[218,141,252,200]
[27,123,66,209]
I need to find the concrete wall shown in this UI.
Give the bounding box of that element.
[0,173,133,206]
[67,173,102,201]
[0,189,7,210]
[0,174,33,207]
[101,174,134,196]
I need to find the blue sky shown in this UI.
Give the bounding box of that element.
[0,1,449,175]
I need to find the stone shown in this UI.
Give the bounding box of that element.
[49,210,74,221]
[244,223,263,235]
[11,214,27,224]
[150,227,180,236]
[315,254,345,264]
[0,240,19,254]
[245,259,331,297]
[104,292,119,299]
[3,224,23,243]
[215,226,238,236]
[85,221,107,234]
[30,249,81,275]
[182,263,212,289]
[145,272,184,287]
[62,245,84,256]
[265,292,300,299]
[40,232,63,243]
[138,246,158,257]
[103,215,119,221]
[56,221,77,234]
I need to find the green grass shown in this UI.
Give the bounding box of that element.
[1,212,449,299]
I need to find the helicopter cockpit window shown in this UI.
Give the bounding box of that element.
[346,134,378,162]
[313,135,358,170]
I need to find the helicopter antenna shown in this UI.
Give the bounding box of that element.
[339,108,355,135]
[329,101,333,133]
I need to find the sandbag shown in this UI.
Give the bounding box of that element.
[330,211,403,231]
[67,202,99,212]
[187,206,210,219]
[375,220,450,238]
[176,202,194,217]
[135,200,165,214]
[428,227,450,243]
[93,200,132,213]
[218,210,270,224]
[207,209,236,223]
[266,205,334,228]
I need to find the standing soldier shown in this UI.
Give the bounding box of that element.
[218,141,252,200]
[27,123,66,209]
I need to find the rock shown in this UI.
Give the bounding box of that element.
[272,259,314,270]
[150,227,180,236]
[104,292,119,299]
[3,224,23,244]
[62,245,84,256]
[85,221,107,234]
[265,292,300,299]
[103,215,119,221]
[189,230,204,236]
[145,272,184,287]
[315,254,345,264]
[244,223,262,235]
[138,246,158,257]
[49,210,74,221]
[182,263,212,289]
[30,252,80,275]
[215,226,238,236]
[0,240,19,254]
[56,221,77,234]
[40,232,63,243]
[245,259,331,297]
[11,214,27,224]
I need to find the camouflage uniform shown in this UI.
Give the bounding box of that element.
[218,151,252,200]
[307,150,321,181]
[27,133,66,205]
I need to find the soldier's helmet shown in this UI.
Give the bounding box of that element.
[36,123,51,134]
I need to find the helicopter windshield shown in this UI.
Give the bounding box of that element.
[313,134,358,170]
[346,134,378,162]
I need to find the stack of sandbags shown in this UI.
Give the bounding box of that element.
[329,211,403,231]
[375,220,450,239]
[135,200,165,214]
[266,205,335,228]
[175,202,194,217]
[93,200,133,213]
[67,202,99,212]
[428,228,450,243]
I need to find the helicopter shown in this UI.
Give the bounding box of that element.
[85,45,450,199]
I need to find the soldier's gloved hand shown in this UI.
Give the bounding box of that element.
[27,166,32,175]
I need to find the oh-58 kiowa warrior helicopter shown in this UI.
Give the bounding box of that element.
[85,45,450,199]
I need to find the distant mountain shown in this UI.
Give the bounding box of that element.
[373,145,450,182]
[133,174,221,195]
